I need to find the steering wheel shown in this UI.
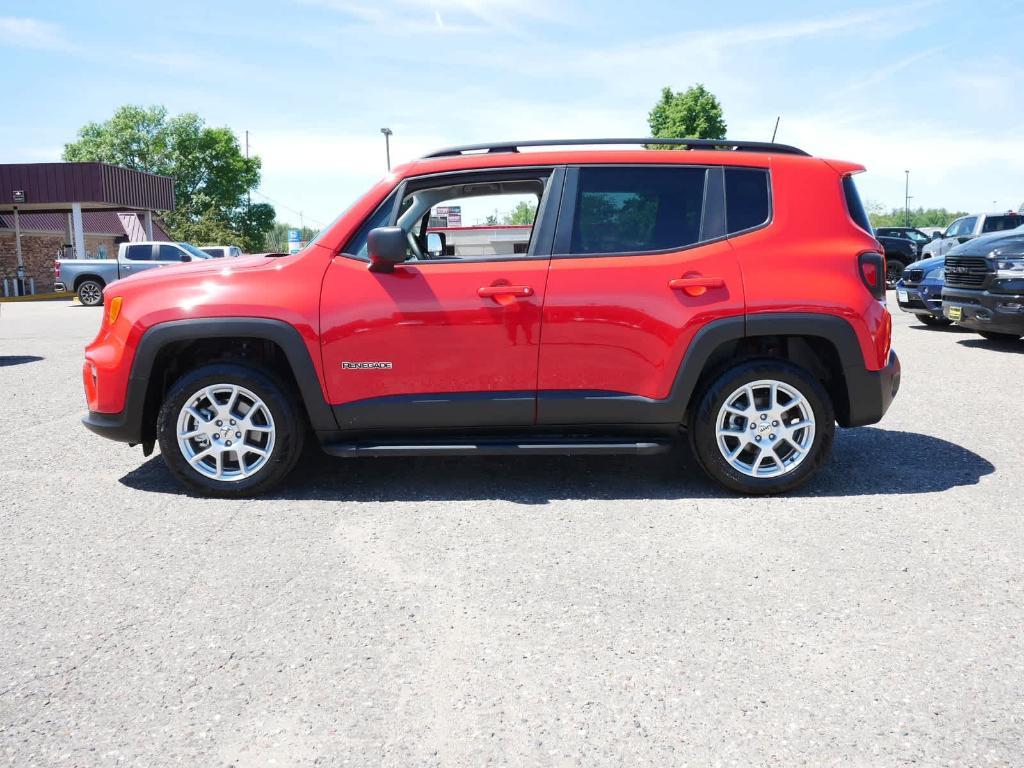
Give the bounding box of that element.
[405,229,425,261]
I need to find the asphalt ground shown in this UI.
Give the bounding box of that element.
[1,297,1021,766]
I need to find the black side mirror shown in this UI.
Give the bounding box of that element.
[180,253,191,262]
[367,227,408,272]
[932,232,943,241]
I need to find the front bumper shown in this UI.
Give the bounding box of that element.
[896,282,944,318]
[942,288,1024,335]
[840,349,901,427]
[82,409,142,444]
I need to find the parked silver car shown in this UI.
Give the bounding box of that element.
[54,241,212,306]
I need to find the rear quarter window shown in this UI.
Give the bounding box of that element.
[725,168,770,233]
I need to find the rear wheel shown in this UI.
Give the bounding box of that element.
[156,362,306,497]
[919,314,952,327]
[885,261,904,289]
[77,279,104,307]
[689,359,835,495]
[978,331,1022,342]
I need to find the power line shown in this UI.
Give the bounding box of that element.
[249,189,326,229]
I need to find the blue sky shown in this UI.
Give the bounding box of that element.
[2,0,1022,228]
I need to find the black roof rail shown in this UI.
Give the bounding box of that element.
[423,138,810,159]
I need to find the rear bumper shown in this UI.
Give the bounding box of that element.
[943,288,1024,335]
[54,282,67,293]
[840,349,901,427]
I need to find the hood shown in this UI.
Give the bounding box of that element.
[910,255,944,272]
[114,253,288,289]
[949,228,1024,258]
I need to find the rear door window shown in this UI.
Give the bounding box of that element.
[568,166,706,255]
[725,168,770,233]
[124,244,153,261]
[982,215,1023,233]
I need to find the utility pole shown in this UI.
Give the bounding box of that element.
[904,170,911,227]
[245,130,251,245]
[380,127,393,171]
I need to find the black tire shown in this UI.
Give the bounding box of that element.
[688,359,835,495]
[156,362,306,497]
[885,261,904,290]
[918,314,952,327]
[978,331,1022,342]
[77,279,105,307]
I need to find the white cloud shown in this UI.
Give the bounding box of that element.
[0,16,68,50]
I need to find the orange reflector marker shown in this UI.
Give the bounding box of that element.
[107,296,123,324]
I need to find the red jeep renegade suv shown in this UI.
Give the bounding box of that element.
[82,138,900,496]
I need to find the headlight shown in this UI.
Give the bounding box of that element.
[926,267,944,280]
[996,257,1024,274]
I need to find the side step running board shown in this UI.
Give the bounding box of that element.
[321,440,672,458]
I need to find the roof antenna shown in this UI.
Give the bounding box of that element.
[771,116,780,143]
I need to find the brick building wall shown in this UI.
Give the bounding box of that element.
[0,232,120,293]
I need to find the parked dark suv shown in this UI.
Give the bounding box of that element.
[875,226,931,257]
[942,226,1024,341]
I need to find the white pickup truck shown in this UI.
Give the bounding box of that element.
[54,241,213,306]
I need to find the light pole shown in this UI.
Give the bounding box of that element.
[380,127,393,171]
[904,170,911,227]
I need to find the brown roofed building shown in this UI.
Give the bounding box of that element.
[0,162,174,294]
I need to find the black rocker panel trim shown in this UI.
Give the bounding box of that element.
[83,318,337,445]
[332,390,535,431]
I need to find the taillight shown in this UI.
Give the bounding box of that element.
[54,260,60,279]
[858,251,886,300]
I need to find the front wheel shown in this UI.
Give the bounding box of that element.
[978,331,1022,342]
[689,359,835,495]
[77,279,105,307]
[156,362,306,497]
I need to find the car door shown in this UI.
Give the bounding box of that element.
[319,167,562,431]
[536,163,745,425]
[939,217,974,255]
[118,243,156,277]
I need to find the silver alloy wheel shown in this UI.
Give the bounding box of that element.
[79,282,102,305]
[176,384,276,482]
[715,379,815,478]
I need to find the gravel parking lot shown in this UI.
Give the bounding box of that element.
[1,298,1021,766]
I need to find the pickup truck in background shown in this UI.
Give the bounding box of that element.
[54,241,213,306]
[200,245,244,258]
[922,211,1024,258]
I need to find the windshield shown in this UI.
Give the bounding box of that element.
[178,242,213,260]
[905,230,929,243]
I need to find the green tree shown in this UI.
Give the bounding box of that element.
[63,105,274,252]
[264,222,320,252]
[501,200,537,225]
[647,84,727,148]
[865,200,968,229]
